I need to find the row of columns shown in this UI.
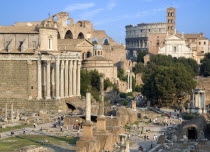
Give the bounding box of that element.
[126,40,147,48]
[37,59,81,100]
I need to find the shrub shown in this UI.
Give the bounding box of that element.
[120,93,127,98]
[122,99,128,106]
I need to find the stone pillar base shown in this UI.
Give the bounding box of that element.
[96,116,106,131]
[81,121,95,140]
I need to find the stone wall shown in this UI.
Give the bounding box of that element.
[148,33,167,55]
[197,77,210,105]
[0,99,67,112]
[0,60,30,99]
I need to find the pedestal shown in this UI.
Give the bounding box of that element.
[96,116,107,132]
[80,121,95,141]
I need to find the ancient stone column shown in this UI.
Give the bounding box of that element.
[4,103,8,122]
[77,61,81,97]
[60,60,64,98]
[42,62,47,97]
[86,93,91,121]
[65,60,69,97]
[46,61,51,99]
[51,64,55,98]
[127,71,130,90]
[130,73,132,91]
[37,59,42,100]
[119,134,130,152]
[11,103,13,122]
[73,60,77,95]
[69,60,73,97]
[55,59,60,99]
[16,109,20,120]
[99,77,105,116]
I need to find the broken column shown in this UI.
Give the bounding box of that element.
[131,100,136,111]
[119,134,130,152]
[4,103,8,122]
[80,92,95,140]
[76,93,99,152]
[96,77,107,132]
[11,103,14,122]
[16,109,20,120]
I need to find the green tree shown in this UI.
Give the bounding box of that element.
[200,53,210,77]
[137,50,147,63]
[132,62,144,74]
[141,62,196,106]
[117,68,127,81]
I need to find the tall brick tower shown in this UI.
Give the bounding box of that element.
[166,7,176,35]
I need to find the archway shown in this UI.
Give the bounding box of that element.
[87,51,92,58]
[188,127,197,140]
[65,30,73,39]
[66,103,76,111]
[102,38,110,45]
[77,32,85,39]
[57,32,61,39]
[92,38,99,45]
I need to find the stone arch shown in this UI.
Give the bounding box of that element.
[65,30,73,39]
[87,51,92,58]
[53,16,58,21]
[77,32,85,39]
[78,21,83,27]
[57,31,61,39]
[66,103,76,111]
[187,127,197,140]
[102,37,110,45]
[92,38,99,45]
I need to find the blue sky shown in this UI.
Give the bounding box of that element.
[0,0,209,43]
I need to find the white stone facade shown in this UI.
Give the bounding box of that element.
[158,34,193,58]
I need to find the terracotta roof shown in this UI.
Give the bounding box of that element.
[58,39,93,52]
[85,56,111,61]
[0,49,35,54]
[183,34,201,39]
[14,21,41,26]
[0,26,39,34]
[198,37,208,40]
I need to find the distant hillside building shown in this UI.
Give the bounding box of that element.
[125,7,176,60]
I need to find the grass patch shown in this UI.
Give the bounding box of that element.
[0,135,79,152]
[0,124,33,133]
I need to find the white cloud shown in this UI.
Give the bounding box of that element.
[64,3,95,12]
[136,8,166,17]
[79,9,104,20]
[107,2,116,10]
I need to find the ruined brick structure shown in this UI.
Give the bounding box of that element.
[0,12,132,110]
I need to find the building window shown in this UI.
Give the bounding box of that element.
[32,41,36,49]
[173,46,177,53]
[204,42,206,45]
[49,39,52,50]
[201,51,204,53]
[19,41,23,50]
[199,42,201,45]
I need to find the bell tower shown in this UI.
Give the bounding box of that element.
[166,7,176,35]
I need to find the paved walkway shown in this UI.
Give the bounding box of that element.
[0,122,78,139]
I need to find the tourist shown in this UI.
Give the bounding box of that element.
[77,128,80,137]
[60,126,63,132]
[144,135,146,141]
[33,123,36,128]
[138,145,143,151]
[11,130,14,136]
[128,133,130,139]
[23,129,26,135]
[40,127,42,133]
[147,135,149,140]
